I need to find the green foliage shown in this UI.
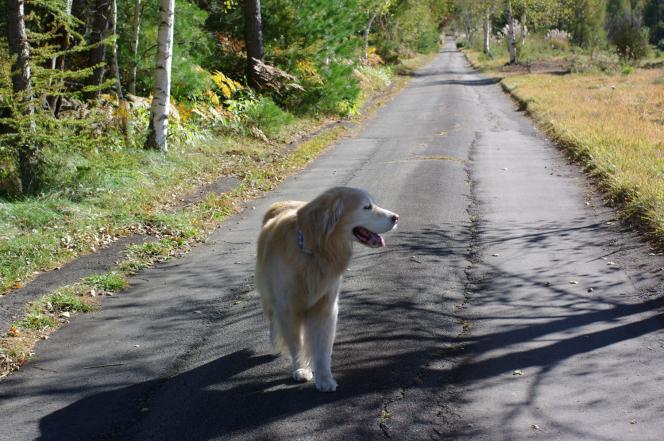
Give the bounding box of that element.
[0,0,111,197]
[565,0,607,48]
[392,0,442,53]
[244,97,295,138]
[644,0,664,44]
[606,0,650,59]
[621,63,636,73]
[117,0,216,99]
[612,23,650,58]
[374,0,449,62]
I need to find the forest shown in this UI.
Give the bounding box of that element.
[1,0,661,197]
[0,0,451,197]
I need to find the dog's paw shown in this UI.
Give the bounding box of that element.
[293,368,313,382]
[315,375,337,392]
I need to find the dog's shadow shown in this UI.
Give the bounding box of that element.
[36,347,414,440]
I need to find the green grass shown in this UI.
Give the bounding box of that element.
[0,120,313,293]
[84,272,128,292]
[16,285,95,331]
[18,314,57,331]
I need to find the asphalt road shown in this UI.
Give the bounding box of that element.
[2,38,663,441]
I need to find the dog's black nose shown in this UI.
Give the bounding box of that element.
[392,214,399,223]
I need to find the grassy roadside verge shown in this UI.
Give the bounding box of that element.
[0,54,432,378]
[462,47,664,249]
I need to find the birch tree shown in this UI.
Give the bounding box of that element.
[5,0,39,194]
[128,0,142,95]
[482,0,497,56]
[109,0,123,99]
[505,0,518,64]
[483,11,491,55]
[145,0,175,152]
[520,0,528,45]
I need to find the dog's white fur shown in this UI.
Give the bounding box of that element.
[255,187,398,391]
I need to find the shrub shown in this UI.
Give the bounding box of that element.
[657,38,664,51]
[608,13,650,60]
[545,29,572,51]
[244,97,294,139]
[171,63,213,100]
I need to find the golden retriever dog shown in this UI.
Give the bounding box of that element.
[255,187,399,391]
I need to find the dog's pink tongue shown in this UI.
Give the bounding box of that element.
[367,232,385,248]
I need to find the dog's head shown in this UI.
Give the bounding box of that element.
[297,187,398,250]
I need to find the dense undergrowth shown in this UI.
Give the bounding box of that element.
[0,61,395,294]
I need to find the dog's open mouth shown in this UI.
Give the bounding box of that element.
[352,226,385,248]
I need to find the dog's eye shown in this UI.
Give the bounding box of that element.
[364,204,372,210]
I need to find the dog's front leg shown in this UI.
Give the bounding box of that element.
[305,293,339,392]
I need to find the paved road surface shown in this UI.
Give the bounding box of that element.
[2,38,663,441]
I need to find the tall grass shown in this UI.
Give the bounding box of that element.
[502,70,664,246]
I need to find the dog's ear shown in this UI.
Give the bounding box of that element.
[320,196,343,236]
[298,191,344,249]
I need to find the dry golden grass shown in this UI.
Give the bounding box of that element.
[501,69,664,245]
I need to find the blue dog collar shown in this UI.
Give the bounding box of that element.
[296,225,313,256]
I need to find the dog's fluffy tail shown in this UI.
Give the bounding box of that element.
[256,276,285,351]
[261,299,287,351]
[262,200,304,226]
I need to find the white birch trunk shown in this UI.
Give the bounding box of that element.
[520,9,527,45]
[129,0,142,95]
[506,0,517,64]
[483,12,491,56]
[145,0,174,152]
[109,0,123,99]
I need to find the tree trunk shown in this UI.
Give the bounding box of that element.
[364,12,378,61]
[145,0,175,152]
[506,0,517,64]
[128,0,142,95]
[85,0,111,100]
[483,11,491,56]
[520,9,527,45]
[109,0,123,100]
[464,11,473,46]
[5,0,39,195]
[243,0,264,89]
